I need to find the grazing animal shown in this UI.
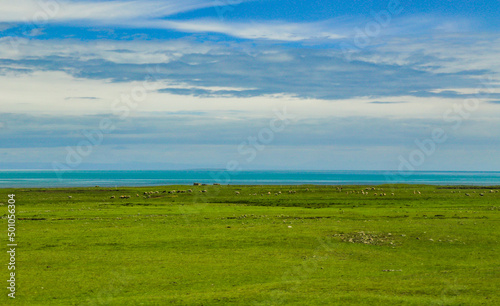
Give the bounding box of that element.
[235,191,240,195]
[68,196,72,199]
[110,196,115,199]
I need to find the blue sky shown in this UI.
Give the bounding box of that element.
[1,0,500,170]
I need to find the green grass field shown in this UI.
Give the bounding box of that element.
[1,184,499,305]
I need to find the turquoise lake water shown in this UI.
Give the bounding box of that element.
[1,170,500,188]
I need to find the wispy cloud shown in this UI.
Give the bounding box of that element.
[64,96,100,101]
[0,0,227,23]
[0,1,484,44]
[1,0,344,42]
[155,19,345,41]
[1,33,499,104]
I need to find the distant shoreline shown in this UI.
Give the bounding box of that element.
[2,184,500,190]
[2,170,500,188]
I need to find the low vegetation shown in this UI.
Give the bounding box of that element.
[1,184,499,305]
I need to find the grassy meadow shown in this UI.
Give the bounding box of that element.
[1,184,499,305]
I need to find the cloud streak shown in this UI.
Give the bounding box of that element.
[0,0,224,23]
[1,0,345,42]
[0,1,488,44]
[155,19,345,41]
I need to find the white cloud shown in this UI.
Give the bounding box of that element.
[154,19,345,41]
[2,70,499,123]
[0,37,215,64]
[0,0,223,23]
[364,33,500,75]
[1,1,481,44]
[0,0,346,42]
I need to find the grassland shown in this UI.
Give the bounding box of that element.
[1,184,499,305]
